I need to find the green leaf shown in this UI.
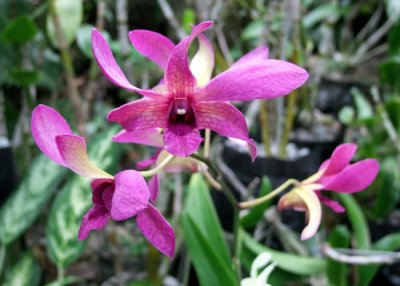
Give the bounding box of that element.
[303,3,342,29]
[337,193,371,249]
[241,20,264,41]
[327,225,350,286]
[385,96,400,131]
[379,57,400,89]
[388,23,400,55]
[385,0,400,21]
[338,106,355,125]
[0,155,67,245]
[2,15,38,44]
[182,174,237,286]
[46,0,83,47]
[182,216,238,286]
[351,87,373,121]
[9,68,40,87]
[46,127,123,267]
[359,233,400,286]
[241,229,327,275]
[373,158,400,218]
[240,176,272,228]
[1,252,41,286]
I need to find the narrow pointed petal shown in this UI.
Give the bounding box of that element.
[197,59,308,102]
[250,252,273,278]
[129,30,175,69]
[78,205,110,240]
[31,104,73,166]
[107,98,170,131]
[110,170,150,220]
[195,101,256,160]
[232,45,269,68]
[320,143,357,175]
[148,175,160,203]
[91,28,161,98]
[163,126,203,156]
[136,204,175,258]
[113,128,164,147]
[164,21,213,95]
[190,34,214,87]
[321,159,379,193]
[316,192,345,213]
[55,135,113,179]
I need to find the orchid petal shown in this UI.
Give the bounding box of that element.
[278,187,322,240]
[110,170,149,220]
[163,126,203,156]
[316,192,345,213]
[31,104,73,166]
[78,205,110,240]
[136,204,175,258]
[320,143,357,175]
[107,98,170,131]
[129,30,175,69]
[148,174,160,203]
[250,252,273,279]
[197,59,308,102]
[232,45,269,68]
[190,33,214,87]
[195,101,256,161]
[55,135,113,179]
[113,128,164,147]
[321,159,379,193]
[101,185,114,211]
[164,21,213,95]
[91,28,161,98]
[91,178,114,205]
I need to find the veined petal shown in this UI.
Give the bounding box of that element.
[113,128,164,147]
[110,170,149,221]
[148,174,160,203]
[107,98,170,131]
[316,192,345,213]
[232,45,269,68]
[91,28,161,98]
[197,59,308,102]
[163,126,203,156]
[190,33,214,87]
[164,21,213,95]
[321,159,379,193]
[31,104,73,166]
[136,204,175,258]
[55,135,113,179]
[129,29,175,69]
[319,143,357,176]
[195,101,256,161]
[78,205,110,240]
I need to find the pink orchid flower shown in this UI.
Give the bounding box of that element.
[92,21,309,159]
[31,105,175,257]
[278,143,379,240]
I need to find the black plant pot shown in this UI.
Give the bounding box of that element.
[0,147,17,206]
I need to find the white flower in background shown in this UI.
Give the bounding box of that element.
[241,252,276,286]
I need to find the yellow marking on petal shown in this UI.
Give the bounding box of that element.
[190,35,214,87]
[294,187,322,240]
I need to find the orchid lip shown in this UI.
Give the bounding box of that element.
[168,98,196,127]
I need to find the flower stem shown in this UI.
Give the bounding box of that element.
[139,154,175,177]
[239,178,299,209]
[203,129,211,158]
[0,244,5,278]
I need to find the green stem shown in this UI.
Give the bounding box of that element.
[139,154,175,177]
[57,264,65,284]
[239,179,299,209]
[279,90,297,158]
[204,129,211,158]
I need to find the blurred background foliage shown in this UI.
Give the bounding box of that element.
[0,0,400,285]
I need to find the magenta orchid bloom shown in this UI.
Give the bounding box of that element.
[92,21,309,160]
[31,105,175,257]
[113,128,199,172]
[278,143,379,240]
